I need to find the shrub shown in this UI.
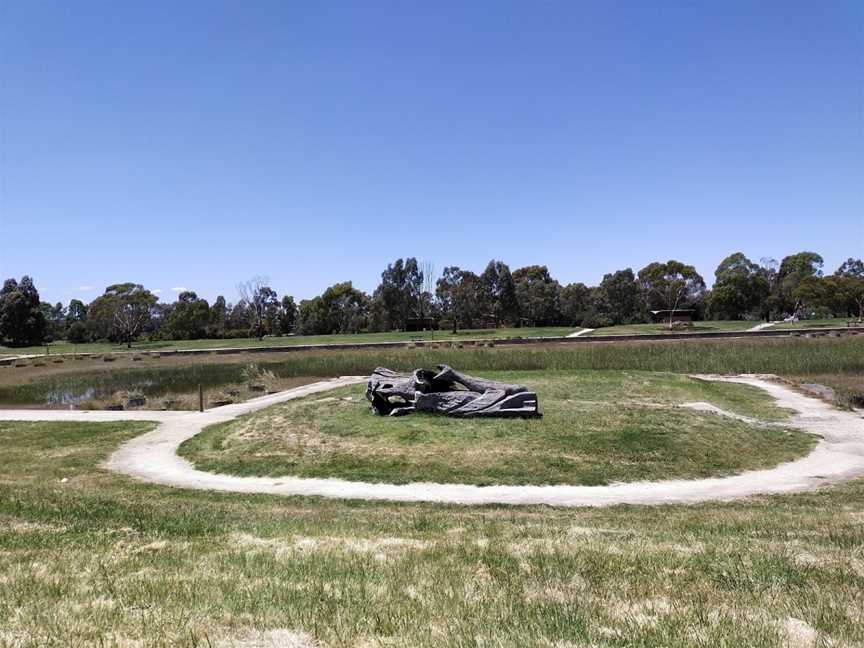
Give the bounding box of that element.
[66,321,90,344]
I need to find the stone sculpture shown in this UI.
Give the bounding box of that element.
[365,365,541,418]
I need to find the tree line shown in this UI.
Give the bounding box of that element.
[0,251,861,347]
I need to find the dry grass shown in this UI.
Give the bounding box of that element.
[180,371,811,486]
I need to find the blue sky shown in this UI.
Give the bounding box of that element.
[1,0,862,305]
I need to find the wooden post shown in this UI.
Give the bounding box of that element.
[198,384,204,412]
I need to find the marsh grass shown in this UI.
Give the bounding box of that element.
[0,420,862,646]
[1,336,861,409]
[587,320,758,336]
[0,326,580,358]
[179,371,810,486]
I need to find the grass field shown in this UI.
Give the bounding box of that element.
[4,319,859,361]
[2,336,862,410]
[0,418,861,646]
[587,320,757,336]
[773,317,859,330]
[0,327,578,359]
[180,371,807,486]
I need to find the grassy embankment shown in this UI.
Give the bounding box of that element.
[0,417,862,646]
[586,321,758,336]
[180,370,809,486]
[3,320,858,361]
[1,335,862,409]
[773,317,859,330]
[0,326,578,359]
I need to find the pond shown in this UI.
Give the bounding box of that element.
[0,362,305,409]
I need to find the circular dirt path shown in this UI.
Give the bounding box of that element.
[2,375,862,507]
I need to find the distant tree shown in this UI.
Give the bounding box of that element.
[559,282,592,326]
[775,252,824,316]
[237,277,278,340]
[66,321,89,344]
[436,267,482,333]
[638,260,706,325]
[86,283,157,345]
[0,276,47,347]
[297,282,369,335]
[165,291,210,340]
[100,284,157,349]
[40,301,67,340]
[226,300,251,332]
[836,258,864,279]
[373,258,422,330]
[833,259,864,319]
[208,295,228,337]
[418,260,437,328]
[278,295,298,334]
[66,299,88,328]
[480,260,519,326]
[707,253,769,320]
[592,269,645,325]
[512,265,561,326]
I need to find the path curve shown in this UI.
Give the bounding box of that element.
[748,322,778,332]
[2,375,862,507]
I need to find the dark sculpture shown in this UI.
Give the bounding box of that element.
[365,365,541,418]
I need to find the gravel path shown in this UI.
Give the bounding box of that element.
[566,328,595,337]
[748,322,778,332]
[2,375,862,507]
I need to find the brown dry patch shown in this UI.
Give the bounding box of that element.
[215,628,321,648]
[232,533,430,560]
[0,519,68,534]
[783,617,819,648]
[607,597,675,628]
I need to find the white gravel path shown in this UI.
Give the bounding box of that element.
[747,322,778,332]
[2,374,862,507]
[566,328,595,337]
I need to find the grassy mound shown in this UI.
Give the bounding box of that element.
[179,371,812,486]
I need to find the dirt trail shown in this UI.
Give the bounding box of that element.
[1,375,862,507]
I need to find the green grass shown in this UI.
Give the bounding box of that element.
[588,320,757,336]
[0,326,578,358]
[180,371,808,486]
[773,318,859,330]
[2,336,862,409]
[1,419,862,646]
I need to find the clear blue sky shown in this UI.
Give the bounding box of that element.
[1,0,862,305]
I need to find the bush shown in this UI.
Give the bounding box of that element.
[581,312,614,329]
[66,321,90,344]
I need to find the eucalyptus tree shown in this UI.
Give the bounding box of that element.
[238,276,278,340]
[86,283,157,346]
[707,253,769,320]
[638,260,706,324]
[775,252,824,316]
[374,258,422,330]
[480,260,519,326]
[512,265,561,326]
[0,276,47,346]
[436,267,482,333]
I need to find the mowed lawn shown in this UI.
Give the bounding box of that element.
[773,317,860,330]
[587,320,758,336]
[0,418,862,647]
[180,371,809,486]
[0,327,578,359]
